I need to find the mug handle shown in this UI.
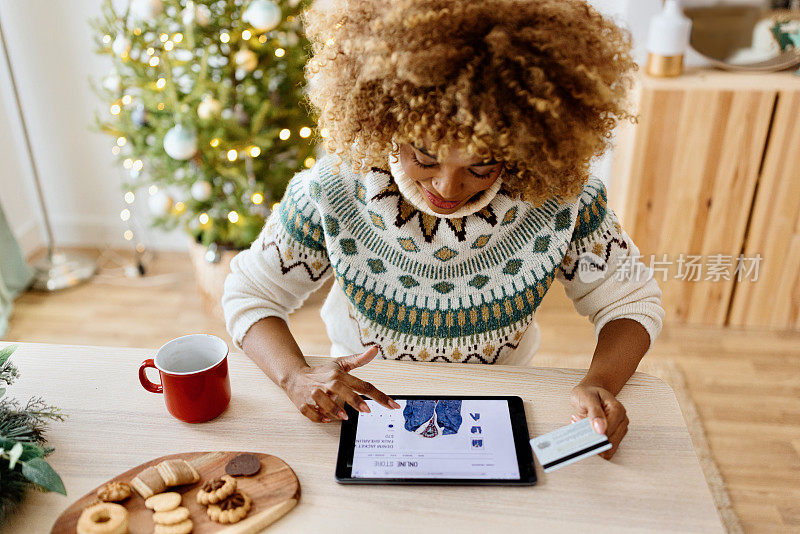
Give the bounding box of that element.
[139,359,163,393]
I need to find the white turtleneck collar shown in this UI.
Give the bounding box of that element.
[386,149,503,219]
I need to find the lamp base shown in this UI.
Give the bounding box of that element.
[646,52,684,77]
[32,251,97,291]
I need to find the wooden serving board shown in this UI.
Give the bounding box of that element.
[51,451,300,534]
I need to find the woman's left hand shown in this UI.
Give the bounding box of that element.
[569,384,629,460]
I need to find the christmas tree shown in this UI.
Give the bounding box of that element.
[91,0,320,250]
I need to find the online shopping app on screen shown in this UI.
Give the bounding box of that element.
[351,399,520,479]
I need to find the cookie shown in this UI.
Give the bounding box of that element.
[154,518,193,534]
[96,481,131,502]
[145,491,182,512]
[130,466,167,499]
[153,506,190,525]
[206,490,252,524]
[224,453,261,477]
[156,459,200,486]
[76,502,129,534]
[196,474,236,505]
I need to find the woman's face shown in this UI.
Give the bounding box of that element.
[397,139,504,215]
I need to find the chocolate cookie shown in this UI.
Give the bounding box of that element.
[224,454,261,477]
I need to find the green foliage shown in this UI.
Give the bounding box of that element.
[90,0,320,249]
[0,346,67,523]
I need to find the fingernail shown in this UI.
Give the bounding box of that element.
[322,417,330,423]
[390,400,401,409]
[592,418,603,433]
[339,411,348,420]
[359,403,370,412]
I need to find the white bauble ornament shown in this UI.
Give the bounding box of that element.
[173,49,194,62]
[243,0,282,31]
[234,48,258,72]
[163,125,198,160]
[191,180,213,201]
[195,4,211,25]
[112,35,131,57]
[148,191,173,216]
[103,72,122,92]
[182,1,210,26]
[129,0,163,20]
[197,96,222,119]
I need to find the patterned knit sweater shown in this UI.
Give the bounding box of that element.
[222,153,664,365]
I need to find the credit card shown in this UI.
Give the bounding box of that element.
[530,418,612,473]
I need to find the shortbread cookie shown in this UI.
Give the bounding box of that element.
[145,491,182,512]
[76,502,129,534]
[153,506,190,525]
[225,453,261,477]
[154,518,193,534]
[206,490,252,524]
[196,475,236,505]
[156,459,200,486]
[96,481,131,502]
[130,466,167,499]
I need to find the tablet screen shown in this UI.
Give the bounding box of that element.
[351,398,521,479]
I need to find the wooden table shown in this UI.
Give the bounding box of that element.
[0,342,723,533]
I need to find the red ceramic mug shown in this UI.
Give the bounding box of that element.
[139,334,231,423]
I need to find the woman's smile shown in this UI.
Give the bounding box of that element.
[419,185,463,210]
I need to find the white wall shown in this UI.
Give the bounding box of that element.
[0,0,698,255]
[0,0,184,255]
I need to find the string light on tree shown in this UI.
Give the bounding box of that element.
[227,211,239,223]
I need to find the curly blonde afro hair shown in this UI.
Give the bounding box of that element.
[300,0,638,205]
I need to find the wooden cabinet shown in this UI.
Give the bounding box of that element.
[610,68,800,329]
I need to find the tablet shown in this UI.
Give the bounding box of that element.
[335,395,536,485]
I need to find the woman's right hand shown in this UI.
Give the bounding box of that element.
[282,346,401,423]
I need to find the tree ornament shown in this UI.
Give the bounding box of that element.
[234,48,258,73]
[242,0,282,32]
[131,104,149,127]
[129,0,163,21]
[103,72,122,92]
[148,191,173,216]
[111,35,131,57]
[163,124,198,160]
[205,242,222,263]
[182,1,210,26]
[191,180,213,201]
[233,104,250,126]
[222,182,235,195]
[195,3,211,26]
[197,95,222,119]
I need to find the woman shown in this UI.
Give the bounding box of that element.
[222,0,664,459]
